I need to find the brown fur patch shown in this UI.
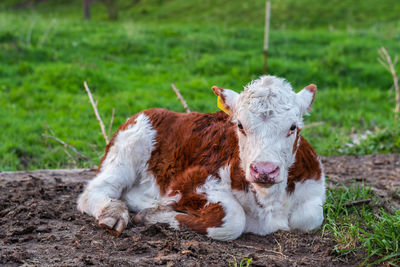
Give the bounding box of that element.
[304,84,317,107]
[305,84,317,94]
[175,204,225,235]
[167,166,210,214]
[144,109,247,194]
[212,86,224,99]
[212,86,233,115]
[287,135,322,193]
[166,166,225,233]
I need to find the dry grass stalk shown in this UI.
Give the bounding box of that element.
[26,20,36,47]
[345,198,372,207]
[108,108,115,140]
[43,122,87,161]
[42,134,88,160]
[171,83,191,113]
[378,47,399,121]
[83,81,110,143]
[234,243,286,258]
[39,18,56,47]
[303,121,325,129]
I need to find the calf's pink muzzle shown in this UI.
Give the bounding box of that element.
[250,162,280,185]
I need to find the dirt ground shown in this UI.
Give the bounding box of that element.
[1,154,399,266]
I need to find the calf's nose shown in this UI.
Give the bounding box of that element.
[250,162,280,184]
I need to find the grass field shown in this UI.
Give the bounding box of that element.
[1,4,399,170]
[0,0,399,265]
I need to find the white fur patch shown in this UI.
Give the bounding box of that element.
[77,113,157,218]
[196,168,246,241]
[288,159,326,230]
[288,179,325,230]
[233,183,290,236]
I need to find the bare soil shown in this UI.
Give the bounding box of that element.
[1,154,399,266]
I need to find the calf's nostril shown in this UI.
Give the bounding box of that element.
[271,166,279,173]
[268,166,280,178]
[250,164,258,173]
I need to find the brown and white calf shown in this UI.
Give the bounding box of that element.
[78,76,325,240]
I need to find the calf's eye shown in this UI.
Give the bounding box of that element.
[290,124,297,131]
[237,122,246,135]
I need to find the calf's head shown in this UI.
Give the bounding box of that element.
[213,76,316,188]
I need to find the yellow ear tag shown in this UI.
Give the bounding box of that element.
[217,96,230,115]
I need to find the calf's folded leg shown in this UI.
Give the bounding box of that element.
[135,167,246,241]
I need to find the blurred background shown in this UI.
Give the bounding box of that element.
[0,0,399,170]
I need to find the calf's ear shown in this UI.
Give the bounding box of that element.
[297,84,317,115]
[212,86,239,116]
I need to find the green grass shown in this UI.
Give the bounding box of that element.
[0,2,399,265]
[323,184,400,265]
[1,9,399,170]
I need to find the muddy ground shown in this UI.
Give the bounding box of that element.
[1,154,399,266]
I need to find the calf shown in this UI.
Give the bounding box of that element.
[78,76,325,240]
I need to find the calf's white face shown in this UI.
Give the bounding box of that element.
[213,76,316,187]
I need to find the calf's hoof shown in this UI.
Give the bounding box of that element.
[134,208,156,224]
[134,206,174,224]
[97,199,129,236]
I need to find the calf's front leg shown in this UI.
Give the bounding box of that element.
[78,113,157,235]
[77,166,133,235]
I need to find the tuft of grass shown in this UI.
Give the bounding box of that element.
[323,183,400,266]
[229,257,252,267]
